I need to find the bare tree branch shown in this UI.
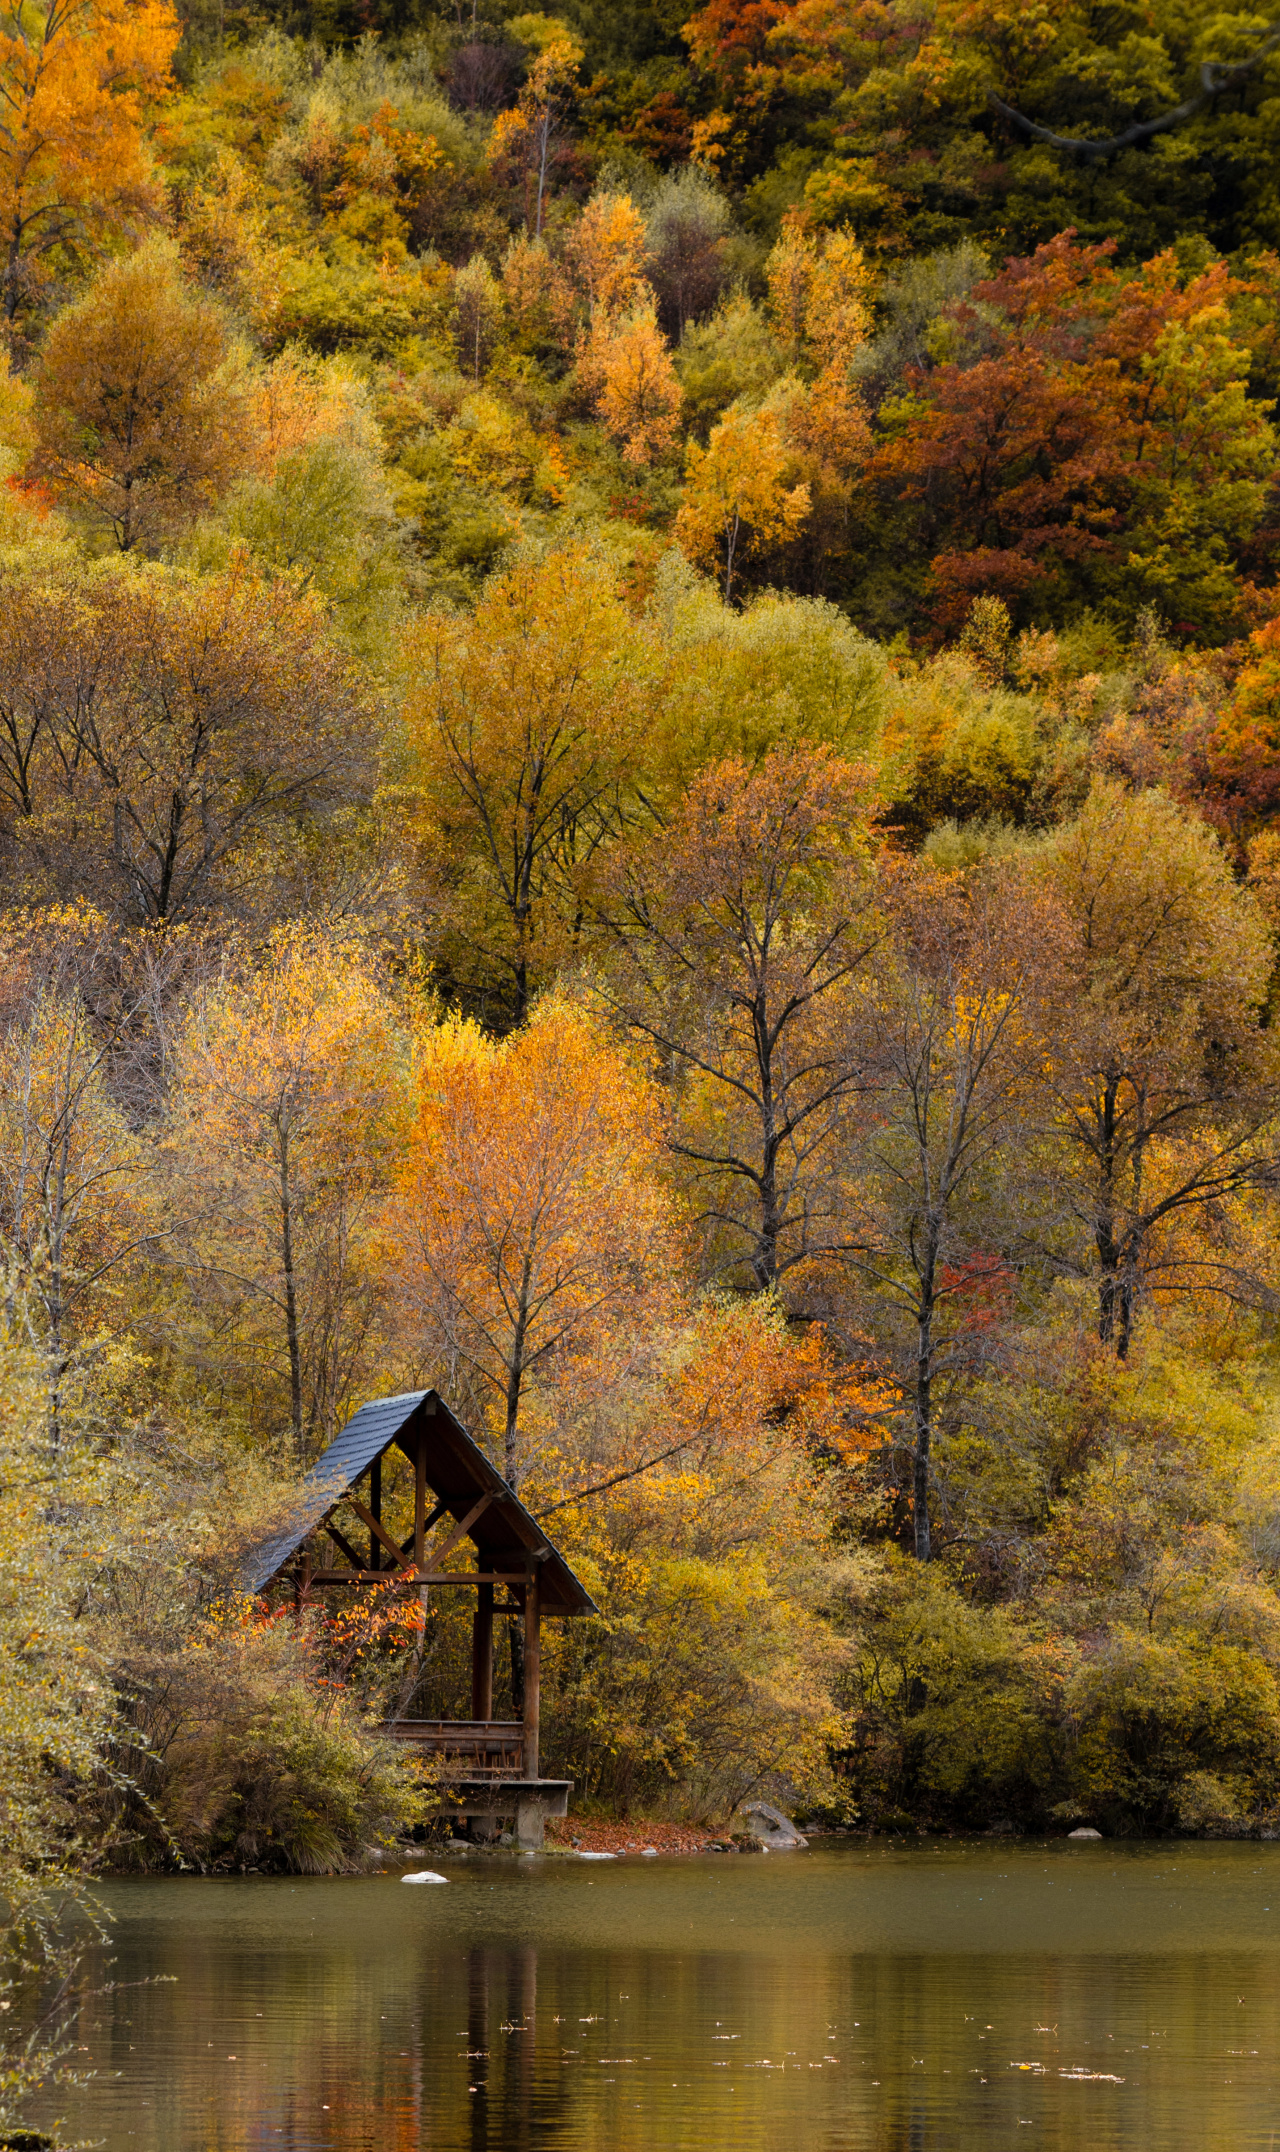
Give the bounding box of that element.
[988,28,1280,163]
[533,1437,697,1519]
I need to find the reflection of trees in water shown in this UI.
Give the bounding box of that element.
[450,1938,856,2151]
[465,1945,538,2152]
[463,1942,576,2150]
[38,1887,1280,2152]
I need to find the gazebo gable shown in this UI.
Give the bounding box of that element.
[243,1388,595,1615]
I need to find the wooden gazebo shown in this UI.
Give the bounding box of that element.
[245,1389,596,1846]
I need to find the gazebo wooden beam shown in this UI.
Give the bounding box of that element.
[321,1519,365,1569]
[307,1569,535,1585]
[344,1492,417,1573]
[427,1492,493,1572]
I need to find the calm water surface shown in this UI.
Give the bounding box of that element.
[34,1840,1280,2151]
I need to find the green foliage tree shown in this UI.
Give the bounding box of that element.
[0,1324,115,2138]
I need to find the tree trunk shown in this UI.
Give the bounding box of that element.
[723,509,740,603]
[911,1238,938,1561]
[754,992,780,1287]
[1094,1073,1128,1354]
[510,790,538,1023]
[535,109,551,236]
[4,218,20,323]
[504,1255,532,1485]
[278,1119,304,1458]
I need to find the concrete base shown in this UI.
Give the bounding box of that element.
[436,1778,572,1851]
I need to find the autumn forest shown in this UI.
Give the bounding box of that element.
[6,0,1280,2085]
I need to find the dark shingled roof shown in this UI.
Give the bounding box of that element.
[242,1389,596,1614]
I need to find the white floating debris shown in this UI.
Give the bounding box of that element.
[577,1850,617,1861]
[401,1870,448,1885]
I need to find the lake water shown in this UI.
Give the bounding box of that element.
[31,1839,1280,2151]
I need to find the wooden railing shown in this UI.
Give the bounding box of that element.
[385,1719,525,1775]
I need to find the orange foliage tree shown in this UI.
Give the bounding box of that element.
[583,295,682,466]
[566,189,648,315]
[1193,617,1280,839]
[0,0,178,322]
[868,236,1275,635]
[388,997,677,1491]
[568,193,681,466]
[32,240,256,551]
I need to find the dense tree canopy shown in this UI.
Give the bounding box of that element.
[12,8,1280,2103]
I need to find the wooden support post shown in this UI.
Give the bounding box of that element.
[472,1582,494,1721]
[414,1438,429,1664]
[522,1564,541,1780]
[414,1441,427,1571]
[369,1454,382,1573]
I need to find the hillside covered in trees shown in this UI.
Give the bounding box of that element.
[7,0,1280,2093]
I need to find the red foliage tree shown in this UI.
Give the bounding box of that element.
[869,234,1272,635]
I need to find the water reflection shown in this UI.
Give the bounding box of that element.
[31,1843,1280,2151]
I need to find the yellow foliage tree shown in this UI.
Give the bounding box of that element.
[595,743,880,1289]
[760,219,872,589]
[567,188,648,315]
[1040,778,1280,1356]
[168,926,406,1458]
[450,250,504,381]
[766,214,870,374]
[500,229,575,357]
[486,26,581,237]
[172,146,273,331]
[675,398,810,601]
[534,1296,860,1816]
[401,543,650,1021]
[0,911,152,1400]
[0,0,178,321]
[0,1319,119,2133]
[0,564,375,925]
